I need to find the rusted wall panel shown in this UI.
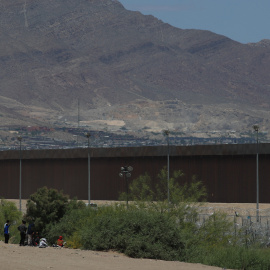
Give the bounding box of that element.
[0,145,269,203]
[0,160,20,199]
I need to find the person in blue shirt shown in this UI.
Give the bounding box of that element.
[4,220,11,244]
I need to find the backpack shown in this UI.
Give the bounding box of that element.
[18,224,26,233]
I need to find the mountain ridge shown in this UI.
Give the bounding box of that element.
[0,0,270,146]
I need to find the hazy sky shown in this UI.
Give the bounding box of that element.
[119,0,270,44]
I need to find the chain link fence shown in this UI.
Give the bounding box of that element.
[196,206,270,247]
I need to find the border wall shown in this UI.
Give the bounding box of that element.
[0,144,269,203]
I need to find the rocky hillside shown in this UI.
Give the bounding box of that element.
[1,0,270,144]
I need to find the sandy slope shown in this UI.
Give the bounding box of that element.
[0,242,228,270]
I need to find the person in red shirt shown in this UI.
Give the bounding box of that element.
[57,236,64,247]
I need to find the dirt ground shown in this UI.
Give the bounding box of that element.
[8,199,270,215]
[0,241,228,270]
[2,200,269,270]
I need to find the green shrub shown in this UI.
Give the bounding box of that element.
[40,199,270,269]
[20,178,270,270]
[0,199,22,243]
[24,187,85,236]
[66,231,82,249]
[197,247,270,270]
[45,207,95,245]
[120,167,207,211]
[125,173,155,202]
[196,212,234,248]
[80,206,184,260]
[181,212,270,269]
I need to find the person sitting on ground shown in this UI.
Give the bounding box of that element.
[39,238,48,248]
[33,232,40,246]
[57,236,64,247]
[18,220,27,246]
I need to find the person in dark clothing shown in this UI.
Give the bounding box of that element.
[4,220,11,244]
[27,223,35,246]
[18,220,27,246]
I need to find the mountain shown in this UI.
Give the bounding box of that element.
[1,0,270,146]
